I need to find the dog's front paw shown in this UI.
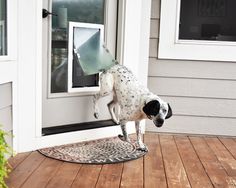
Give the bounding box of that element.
[136,143,148,152]
[94,112,99,119]
[137,146,148,152]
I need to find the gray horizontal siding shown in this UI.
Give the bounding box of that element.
[148,77,236,99]
[147,0,236,135]
[0,82,12,110]
[151,0,160,19]
[150,19,159,38]
[146,116,236,136]
[149,39,158,58]
[159,96,236,118]
[0,83,13,148]
[0,106,12,132]
[149,58,236,80]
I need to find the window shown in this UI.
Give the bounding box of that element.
[179,0,236,41]
[159,0,236,62]
[0,0,7,55]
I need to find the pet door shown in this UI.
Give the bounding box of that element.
[67,22,116,93]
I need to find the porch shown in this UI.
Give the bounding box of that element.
[6,132,236,188]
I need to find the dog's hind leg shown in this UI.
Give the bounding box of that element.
[135,121,148,152]
[118,123,131,143]
[93,93,101,119]
[93,91,111,119]
[108,93,120,124]
[93,72,113,119]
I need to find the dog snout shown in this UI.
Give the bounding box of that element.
[154,119,164,127]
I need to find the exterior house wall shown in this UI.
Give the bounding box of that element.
[146,0,236,136]
[0,83,13,147]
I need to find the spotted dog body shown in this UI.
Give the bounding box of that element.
[94,64,172,151]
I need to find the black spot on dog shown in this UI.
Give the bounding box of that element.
[143,100,160,116]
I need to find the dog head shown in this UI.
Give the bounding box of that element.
[143,100,172,127]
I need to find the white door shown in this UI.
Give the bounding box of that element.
[42,0,117,128]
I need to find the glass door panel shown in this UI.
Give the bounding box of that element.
[51,0,105,93]
[0,0,7,55]
[42,0,117,128]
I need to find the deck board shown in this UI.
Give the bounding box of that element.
[8,152,32,170]
[174,136,213,188]
[120,157,143,188]
[159,135,191,188]
[71,165,102,188]
[6,151,46,188]
[96,163,123,188]
[205,137,236,177]
[6,133,236,188]
[46,162,81,188]
[219,138,236,159]
[190,136,234,187]
[144,133,167,188]
[20,157,62,188]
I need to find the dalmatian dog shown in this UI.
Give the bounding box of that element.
[93,64,172,151]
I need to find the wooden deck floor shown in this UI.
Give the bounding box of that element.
[6,133,236,188]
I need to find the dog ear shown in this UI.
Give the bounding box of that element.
[143,100,160,116]
[165,103,172,119]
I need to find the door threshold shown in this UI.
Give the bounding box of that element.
[42,120,118,136]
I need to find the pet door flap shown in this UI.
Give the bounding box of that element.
[73,28,116,75]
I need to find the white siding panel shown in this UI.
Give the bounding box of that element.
[151,0,160,19]
[150,19,159,38]
[0,83,12,109]
[162,96,236,118]
[149,39,158,58]
[148,77,236,99]
[146,116,236,136]
[0,106,12,132]
[149,58,236,80]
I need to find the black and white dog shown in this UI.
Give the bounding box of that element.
[93,64,172,151]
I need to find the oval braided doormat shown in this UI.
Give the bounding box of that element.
[38,136,147,164]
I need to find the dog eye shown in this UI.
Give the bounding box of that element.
[163,109,167,113]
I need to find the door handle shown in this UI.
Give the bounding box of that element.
[42,9,58,18]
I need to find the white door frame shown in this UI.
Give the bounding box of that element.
[17,0,151,152]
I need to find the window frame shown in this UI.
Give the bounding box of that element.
[0,0,17,61]
[158,0,236,62]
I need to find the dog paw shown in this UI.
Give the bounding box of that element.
[118,135,131,143]
[94,112,99,119]
[136,146,149,152]
[118,134,124,141]
[136,142,148,152]
[112,119,120,125]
